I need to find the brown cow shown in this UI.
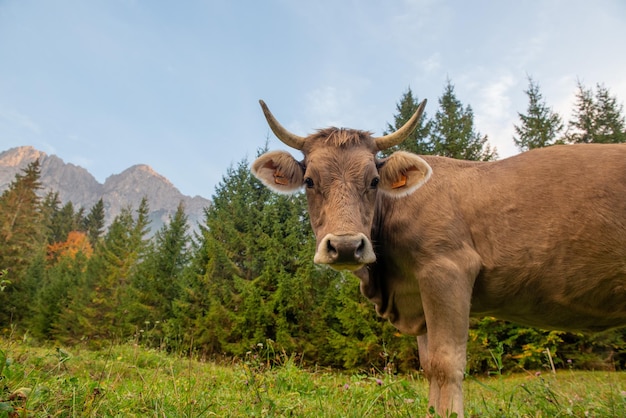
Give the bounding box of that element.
[252,99,626,417]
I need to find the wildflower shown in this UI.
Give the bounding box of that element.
[535,371,541,377]
[375,379,383,386]
[343,383,350,390]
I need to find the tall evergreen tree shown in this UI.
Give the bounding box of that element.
[48,201,81,244]
[0,160,46,326]
[30,249,90,340]
[133,201,190,332]
[170,159,272,354]
[593,84,626,143]
[381,87,432,156]
[83,198,105,247]
[55,200,151,345]
[41,192,61,242]
[513,76,564,151]
[430,80,497,161]
[566,81,626,144]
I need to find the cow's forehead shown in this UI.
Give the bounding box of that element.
[303,143,377,173]
[304,147,376,182]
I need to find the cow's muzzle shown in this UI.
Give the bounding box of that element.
[313,233,376,271]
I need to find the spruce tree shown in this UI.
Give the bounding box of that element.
[133,201,190,336]
[513,76,564,151]
[41,192,61,241]
[381,87,432,156]
[592,83,626,143]
[83,198,105,247]
[430,80,497,161]
[0,160,46,326]
[30,250,90,340]
[566,81,626,144]
[170,159,267,354]
[47,201,81,244]
[55,201,151,345]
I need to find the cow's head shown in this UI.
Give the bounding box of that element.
[252,100,432,271]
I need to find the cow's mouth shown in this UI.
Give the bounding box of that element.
[326,263,366,272]
[313,233,376,267]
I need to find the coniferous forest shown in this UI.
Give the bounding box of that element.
[1,79,625,374]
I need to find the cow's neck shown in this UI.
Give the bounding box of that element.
[353,194,427,335]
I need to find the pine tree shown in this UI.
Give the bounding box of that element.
[430,80,497,161]
[30,250,90,340]
[0,160,46,326]
[54,200,151,345]
[133,201,190,337]
[566,81,626,144]
[593,83,626,143]
[169,159,272,354]
[47,201,82,244]
[83,198,105,247]
[381,87,432,156]
[41,192,61,241]
[513,76,564,151]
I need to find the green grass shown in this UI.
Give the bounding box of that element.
[1,338,624,417]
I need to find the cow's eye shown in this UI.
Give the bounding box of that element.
[370,177,380,189]
[304,177,315,188]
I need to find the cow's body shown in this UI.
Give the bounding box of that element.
[366,145,626,335]
[252,99,626,417]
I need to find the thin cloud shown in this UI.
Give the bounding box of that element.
[0,108,41,135]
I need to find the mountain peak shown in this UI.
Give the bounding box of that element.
[0,146,47,167]
[117,164,174,186]
[0,146,210,233]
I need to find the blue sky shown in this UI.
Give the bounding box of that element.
[1,0,625,199]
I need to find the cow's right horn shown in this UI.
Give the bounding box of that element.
[259,100,306,151]
[374,99,427,151]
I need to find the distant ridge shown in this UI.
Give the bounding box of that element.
[0,146,211,234]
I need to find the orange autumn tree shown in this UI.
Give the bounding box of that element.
[47,230,93,262]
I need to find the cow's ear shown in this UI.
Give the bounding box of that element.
[378,151,432,198]
[252,150,304,194]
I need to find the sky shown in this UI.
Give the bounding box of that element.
[1,0,625,199]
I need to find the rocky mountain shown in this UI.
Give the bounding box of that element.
[0,146,210,234]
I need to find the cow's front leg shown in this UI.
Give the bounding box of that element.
[417,257,477,418]
[418,331,467,418]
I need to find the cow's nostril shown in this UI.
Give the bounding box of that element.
[326,238,337,257]
[355,238,366,258]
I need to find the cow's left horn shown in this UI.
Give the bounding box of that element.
[259,100,306,151]
[374,99,427,151]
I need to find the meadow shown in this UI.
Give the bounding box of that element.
[1,337,625,417]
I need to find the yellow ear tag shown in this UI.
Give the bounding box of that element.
[391,174,407,189]
[274,171,289,185]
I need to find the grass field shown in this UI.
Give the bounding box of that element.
[1,338,625,417]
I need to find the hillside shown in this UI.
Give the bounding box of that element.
[0,146,210,233]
